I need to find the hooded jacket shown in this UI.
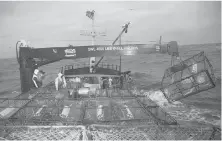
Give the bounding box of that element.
[32,69,43,88]
[55,73,67,91]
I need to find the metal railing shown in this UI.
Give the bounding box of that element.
[61,62,121,73]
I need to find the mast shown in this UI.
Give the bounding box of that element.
[90,10,96,73]
[119,36,121,72]
[86,10,96,73]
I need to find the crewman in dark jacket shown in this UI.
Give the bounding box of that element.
[32,69,44,88]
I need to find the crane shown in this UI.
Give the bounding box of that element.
[92,22,131,72]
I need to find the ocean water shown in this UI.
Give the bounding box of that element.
[0,43,221,127]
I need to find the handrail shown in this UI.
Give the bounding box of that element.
[61,62,121,72]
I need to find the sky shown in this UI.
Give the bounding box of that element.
[0,1,221,58]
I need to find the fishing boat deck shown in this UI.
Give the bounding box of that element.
[0,71,220,140]
[0,79,177,126]
[0,63,220,140]
[0,82,220,140]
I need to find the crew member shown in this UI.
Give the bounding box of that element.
[102,77,108,89]
[55,72,67,91]
[127,74,132,82]
[72,77,81,89]
[100,77,104,89]
[120,75,124,88]
[108,77,112,88]
[32,69,44,88]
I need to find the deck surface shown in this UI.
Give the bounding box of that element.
[0,82,176,126]
[0,82,220,140]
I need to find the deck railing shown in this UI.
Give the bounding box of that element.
[60,62,121,73]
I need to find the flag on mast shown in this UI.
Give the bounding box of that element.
[86,10,95,20]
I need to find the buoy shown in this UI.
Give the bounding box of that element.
[97,105,103,120]
[60,106,71,118]
[192,63,197,73]
[197,73,206,84]
[34,105,47,116]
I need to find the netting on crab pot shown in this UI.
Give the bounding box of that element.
[161,51,216,102]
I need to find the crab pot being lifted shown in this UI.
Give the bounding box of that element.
[161,51,216,102]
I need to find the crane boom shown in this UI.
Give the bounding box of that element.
[93,22,131,69]
[112,22,130,45]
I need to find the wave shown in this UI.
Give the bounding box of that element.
[0,90,11,95]
[216,77,221,84]
[140,89,221,127]
[131,72,151,79]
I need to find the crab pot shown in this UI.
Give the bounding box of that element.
[161,51,216,102]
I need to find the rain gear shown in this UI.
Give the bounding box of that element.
[55,73,67,91]
[32,69,43,88]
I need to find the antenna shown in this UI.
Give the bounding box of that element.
[80,30,106,37]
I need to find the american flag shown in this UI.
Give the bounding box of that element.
[86,10,95,20]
